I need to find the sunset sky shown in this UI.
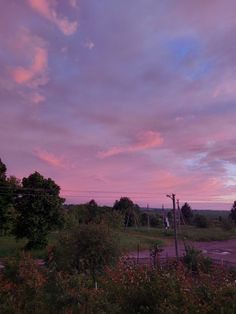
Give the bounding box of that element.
[1,0,236,210]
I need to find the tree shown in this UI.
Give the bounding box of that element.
[54,224,120,284]
[229,201,236,224]
[86,199,98,222]
[0,159,12,235]
[113,197,140,227]
[14,172,65,249]
[181,202,193,224]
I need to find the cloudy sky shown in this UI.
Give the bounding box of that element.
[1,0,236,209]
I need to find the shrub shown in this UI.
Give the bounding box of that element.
[53,223,120,284]
[193,214,209,228]
[183,243,212,273]
[1,254,236,313]
[221,218,234,231]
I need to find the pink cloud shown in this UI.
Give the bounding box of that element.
[11,47,48,85]
[98,131,163,158]
[28,0,78,36]
[149,169,227,204]
[33,148,63,167]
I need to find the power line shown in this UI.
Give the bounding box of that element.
[0,186,166,196]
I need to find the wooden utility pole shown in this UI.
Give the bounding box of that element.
[167,194,179,261]
[147,204,150,231]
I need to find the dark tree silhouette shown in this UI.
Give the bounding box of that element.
[113,197,140,227]
[0,159,10,235]
[229,201,236,224]
[181,202,193,224]
[14,172,65,249]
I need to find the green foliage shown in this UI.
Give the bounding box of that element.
[179,225,236,241]
[140,212,162,228]
[0,159,12,235]
[183,243,212,273]
[181,202,193,224]
[101,209,124,229]
[0,232,59,259]
[229,201,236,224]
[99,261,236,313]
[54,224,120,282]
[113,197,140,227]
[14,172,64,249]
[221,217,234,231]
[64,202,124,229]
[150,242,163,267]
[1,251,236,313]
[193,214,209,228]
[117,228,164,253]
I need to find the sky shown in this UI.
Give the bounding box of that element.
[1,0,236,210]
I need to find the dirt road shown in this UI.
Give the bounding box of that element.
[128,238,236,264]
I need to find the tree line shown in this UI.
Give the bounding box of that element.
[1,157,236,250]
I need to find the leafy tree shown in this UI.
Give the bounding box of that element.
[14,172,65,249]
[64,203,123,229]
[181,202,193,224]
[113,197,140,227]
[0,159,12,235]
[229,201,236,224]
[140,212,162,228]
[101,209,124,229]
[86,199,98,222]
[4,176,22,234]
[54,224,120,284]
[113,197,137,213]
[140,212,149,226]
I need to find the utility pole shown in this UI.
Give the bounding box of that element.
[147,204,150,231]
[162,204,165,229]
[176,199,180,227]
[166,194,179,261]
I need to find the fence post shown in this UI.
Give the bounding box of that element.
[137,243,140,264]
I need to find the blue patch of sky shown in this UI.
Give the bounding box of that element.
[50,54,80,81]
[224,162,236,187]
[184,152,208,170]
[166,36,212,80]
[167,37,200,62]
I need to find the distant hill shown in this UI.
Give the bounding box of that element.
[193,209,229,218]
[141,207,229,218]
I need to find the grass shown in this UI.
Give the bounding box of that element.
[0,232,59,259]
[117,225,236,252]
[178,225,236,242]
[117,229,164,253]
[1,225,236,259]
[0,229,165,259]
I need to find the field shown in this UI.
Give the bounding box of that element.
[1,225,236,259]
[0,232,59,259]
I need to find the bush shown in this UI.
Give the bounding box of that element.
[1,253,236,313]
[53,224,120,283]
[193,214,209,228]
[98,260,235,313]
[221,218,234,231]
[183,243,212,273]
